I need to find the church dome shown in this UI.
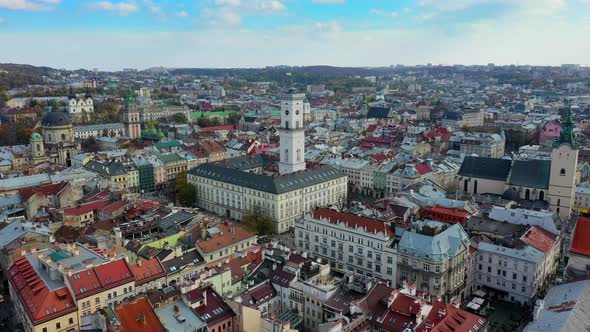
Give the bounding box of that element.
[42,111,71,127]
[30,132,42,140]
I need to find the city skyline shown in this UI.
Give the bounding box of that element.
[0,0,590,70]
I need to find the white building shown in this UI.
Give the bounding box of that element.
[67,92,94,122]
[475,242,545,304]
[188,91,348,233]
[279,91,306,175]
[295,208,397,283]
[74,123,126,140]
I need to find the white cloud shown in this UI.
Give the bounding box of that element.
[2,14,590,70]
[176,10,188,18]
[0,17,4,24]
[311,0,345,4]
[370,9,398,18]
[143,0,160,13]
[417,0,568,16]
[202,0,286,27]
[0,0,60,10]
[89,1,138,16]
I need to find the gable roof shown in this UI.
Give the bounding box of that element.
[458,156,512,181]
[114,297,166,332]
[509,159,551,189]
[93,259,134,289]
[8,256,77,324]
[312,208,394,237]
[570,217,590,257]
[19,182,68,201]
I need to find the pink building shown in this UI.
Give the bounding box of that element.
[539,120,561,146]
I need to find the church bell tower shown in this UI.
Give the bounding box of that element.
[548,105,579,220]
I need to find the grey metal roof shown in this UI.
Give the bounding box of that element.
[84,159,127,177]
[398,223,469,262]
[159,210,195,230]
[189,163,346,194]
[508,159,551,189]
[458,156,512,181]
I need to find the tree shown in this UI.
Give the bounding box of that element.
[225,112,241,125]
[175,172,196,207]
[242,205,273,235]
[172,113,187,124]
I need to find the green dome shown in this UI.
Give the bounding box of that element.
[31,132,42,140]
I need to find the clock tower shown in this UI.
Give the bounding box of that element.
[279,90,306,175]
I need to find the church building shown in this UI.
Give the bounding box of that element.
[66,88,94,123]
[30,111,81,166]
[458,107,579,220]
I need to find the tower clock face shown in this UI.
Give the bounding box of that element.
[285,110,290,115]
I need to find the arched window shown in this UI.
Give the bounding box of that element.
[284,149,289,162]
[296,149,301,162]
[560,168,566,176]
[36,144,40,151]
[525,189,530,200]
[473,180,478,194]
[61,133,66,140]
[557,198,561,206]
[464,179,468,192]
[539,191,544,201]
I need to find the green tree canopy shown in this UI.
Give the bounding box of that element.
[242,206,273,235]
[175,172,196,207]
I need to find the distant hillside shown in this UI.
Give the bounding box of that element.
[168,66,389,86]
[0,63,53,90]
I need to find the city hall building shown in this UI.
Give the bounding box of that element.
[188,91,348,233]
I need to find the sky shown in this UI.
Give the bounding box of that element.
[0,0,590,70]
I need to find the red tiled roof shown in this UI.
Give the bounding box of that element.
[19,182,68,201]
[570,217,590,257]
[416,301,487,332]
[67,268,102,299]
[240,281,277,308]
[186,287,235,325]
[423,206,470,218]
[86,190,111,202]
[130,258,166,286]
[94,259,134,288]
[8,256,77,324]
[101,200,129,214]
[312,208,394,237]
[363,136,394,144]
[63,200,109,216]
[415,162,432,175]
[114,297,165,332]
[200,124,237,132]
[520,226,558,255]
[196,224,256,254]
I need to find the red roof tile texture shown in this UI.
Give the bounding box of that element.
[520,226,558,255]
[196,224,256,254]
[19,182,68,201]
[8,256,77,324]
[114,297,165,332]
[570,217,590,257]
[63,200,109,216]
[130,258,166,286]
[313,208,394,237]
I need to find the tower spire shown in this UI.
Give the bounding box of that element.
[554,106,578,149]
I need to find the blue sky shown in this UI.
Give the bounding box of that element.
[0,0,589,70]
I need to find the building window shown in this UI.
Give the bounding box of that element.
[56,322,61,329]
[69,317,74,324]
[560,168,566,176]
